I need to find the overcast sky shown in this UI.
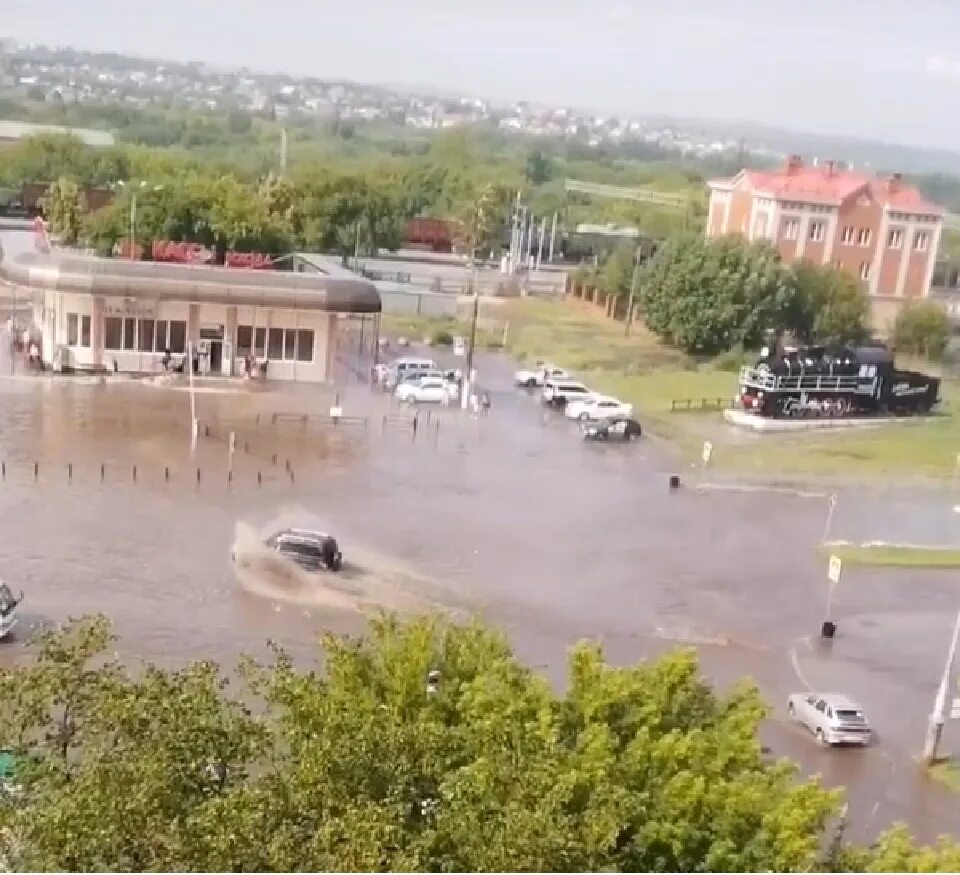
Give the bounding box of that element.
[4,0,960,149]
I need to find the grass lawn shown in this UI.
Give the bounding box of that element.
[816,542,960,569]
[930,759,960,793]
[382,297,960,479]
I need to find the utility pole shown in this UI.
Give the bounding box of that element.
[624,242,642,336]
[548,211,557,262]
[536,217,546,269]
[924,610,960,764]
[129,192,137,261]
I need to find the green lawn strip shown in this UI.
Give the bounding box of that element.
[816,541,960,569]
[930,759,960,792]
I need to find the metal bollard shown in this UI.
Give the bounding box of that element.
[285,459,291,473]
[669,474,680,491]
[227,470,233,483]
[132,465,137,482]
[412,415,418,437]
[257,471,262,487]
[204,425,210,438]
[164,466,170,482]
[101,463,105,482]
[33,462,38,480]
[289,468,295,485]
[1,461,5,479]
[381,414,387,432]
[196,467,201,484]
[435,419,440,443]
[68,463,73,481]
[271,453,277,466]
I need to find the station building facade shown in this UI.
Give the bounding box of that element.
[0,252,381,382]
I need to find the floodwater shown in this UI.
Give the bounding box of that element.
[0,332,958,842]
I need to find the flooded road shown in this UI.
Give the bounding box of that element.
[0,338,957,842]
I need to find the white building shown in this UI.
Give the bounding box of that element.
[0,252,381,382]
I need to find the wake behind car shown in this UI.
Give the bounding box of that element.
[542,379,591,408]
[581,415,642,441]
[787,692,871,746]
[263,528,343,572]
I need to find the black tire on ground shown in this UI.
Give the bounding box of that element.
[787,701,795,717]
[815,728,828,746]
[328,553,343,572]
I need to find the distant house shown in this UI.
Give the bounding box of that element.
[0,119,115,149]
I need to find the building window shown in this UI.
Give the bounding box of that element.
[155,320,168,352]
[914,231,930,252]
[236,325,252,358]
[782,218,799,241]
[296,329,314,362]
[808,221,825,242]
[859,262,871,280]
[753,213,768,238]
[81,315,90,347]
[67,313,79,346]
[104,317,123,350]
[887,228,904,249]
[267,327,284,360]
[137,319,155,352]
[122,318,135,350]
[841,226,855,245]
[857,228,872,246]
[168,320,186,354]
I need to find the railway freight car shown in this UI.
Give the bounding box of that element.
[738,344,940,418]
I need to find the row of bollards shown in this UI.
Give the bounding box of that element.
[5,461,295,488]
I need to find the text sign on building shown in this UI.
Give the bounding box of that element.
[225,250,273,269]
[104,298,156,318]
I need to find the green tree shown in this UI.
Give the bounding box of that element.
[791,261,869,344]
[596,241,636,298]
[640,235,800,355]
[0,614,868,872]
[39,176,86,245]
[893,299,951,359]
[525,148,553,185]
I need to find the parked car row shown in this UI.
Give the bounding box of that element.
[514,361,643,443]
[375,356,461,405]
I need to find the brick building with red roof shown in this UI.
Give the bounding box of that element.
[706,155,944,330]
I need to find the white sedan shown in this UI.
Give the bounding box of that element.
[514,362,569,388]
[565,395,634,421]
[395,376,456,404]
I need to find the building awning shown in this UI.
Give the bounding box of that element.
[0,252,381,314]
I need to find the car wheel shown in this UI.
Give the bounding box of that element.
[524,379,536,388]
[578,411,589,421]
[329,553,343,572]
[815,728,828,746]
[787,701,795,718]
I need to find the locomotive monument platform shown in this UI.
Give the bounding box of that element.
[723,409,936,433]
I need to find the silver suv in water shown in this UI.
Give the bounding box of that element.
[787,692,872,746]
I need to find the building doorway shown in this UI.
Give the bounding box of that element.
[199,324,224,376]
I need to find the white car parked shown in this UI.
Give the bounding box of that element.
[542,379,592,408]
[565,395,634,421]
[514,362,569,388]
[395,376,456,404]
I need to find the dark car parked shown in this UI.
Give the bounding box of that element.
[266,528,343,571]
[581,415,642,442]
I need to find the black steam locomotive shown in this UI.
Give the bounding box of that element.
[738,344,940,418]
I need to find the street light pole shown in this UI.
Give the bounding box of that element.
[129,192,137,260]
[461,256,479,411]
[923,609,960,764]
[624,244,641,337]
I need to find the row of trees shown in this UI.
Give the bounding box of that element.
[585,234,950,358]
[18,131,519,263]
[0,614,956,872]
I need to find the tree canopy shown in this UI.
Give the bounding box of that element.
[640,235,800,355]
[0,615,956,872]
[892,299,951,360]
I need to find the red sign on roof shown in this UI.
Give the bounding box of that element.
[152,240,214,264]
[225,250,273,269]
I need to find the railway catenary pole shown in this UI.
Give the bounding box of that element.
[923,609,960,764]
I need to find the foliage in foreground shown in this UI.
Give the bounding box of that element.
[0,615,956,871]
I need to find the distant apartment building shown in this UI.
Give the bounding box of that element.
[706,156,945,329]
